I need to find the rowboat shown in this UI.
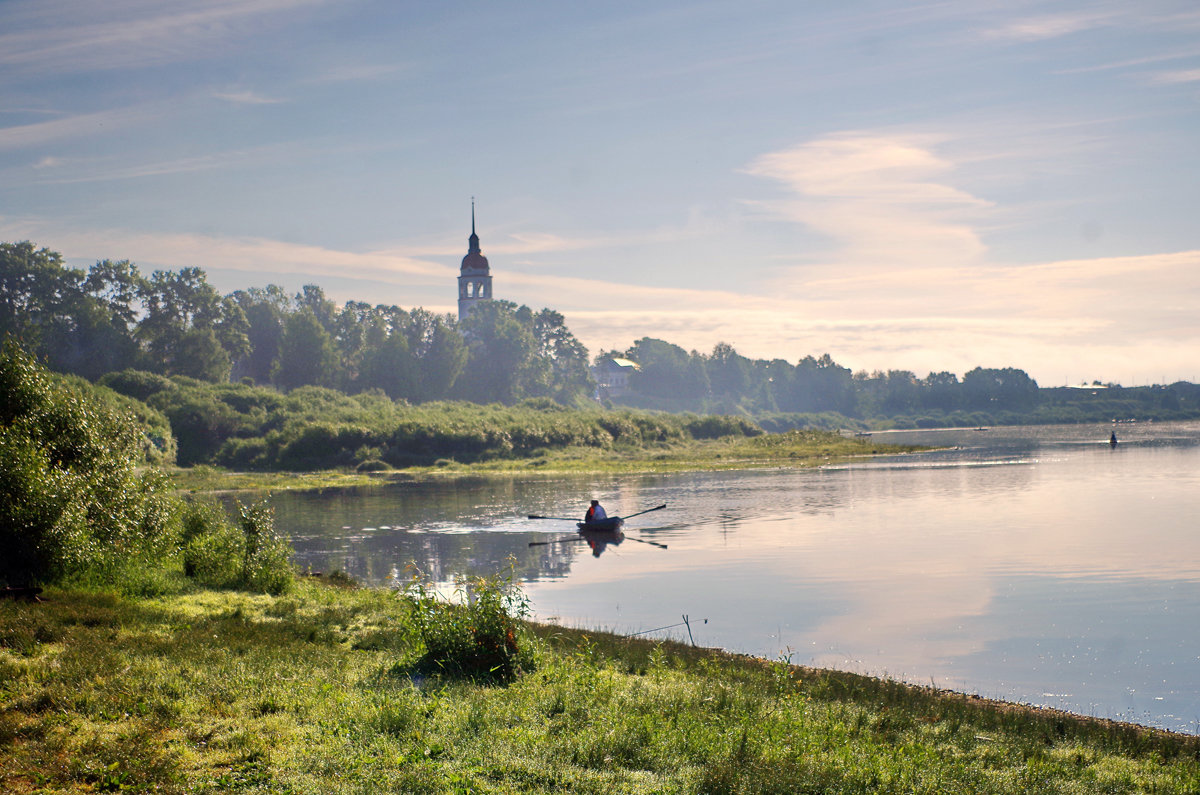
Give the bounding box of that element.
[526,504,668,554]
[577,516,624,532]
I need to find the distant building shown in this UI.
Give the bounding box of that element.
[458,201,493,320]
[593,357,639,399]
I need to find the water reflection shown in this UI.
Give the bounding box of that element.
[272,421,1200,734]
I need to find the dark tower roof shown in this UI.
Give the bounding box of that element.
[461,200,490,273]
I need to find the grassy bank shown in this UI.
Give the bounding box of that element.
[169,429,920,493]
[3,582,1198,794]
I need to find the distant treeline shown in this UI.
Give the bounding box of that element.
[601,339,1200,428]
[5,240,1200,436]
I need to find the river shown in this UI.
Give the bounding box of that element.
[274,420,1200,734]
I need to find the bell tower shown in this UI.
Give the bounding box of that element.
[457,200,493,319]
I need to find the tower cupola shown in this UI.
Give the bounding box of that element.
[457,200,493,318]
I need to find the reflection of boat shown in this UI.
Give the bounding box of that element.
[578,525,624,557]
[577,517,624,532]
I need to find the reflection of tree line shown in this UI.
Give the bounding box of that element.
[290,525,583,587]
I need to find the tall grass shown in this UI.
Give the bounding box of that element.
[2,583,1198,793]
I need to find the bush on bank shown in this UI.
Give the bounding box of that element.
[0,342,291,594]
[0,341,175,589]
[96,370,765,471]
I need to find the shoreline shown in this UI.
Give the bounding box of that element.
[4,583,1198,793]
[532,621,1200,746]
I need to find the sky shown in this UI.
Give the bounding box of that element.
[2,0,1199,386]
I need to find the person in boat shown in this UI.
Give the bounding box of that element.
[584,499,607,523]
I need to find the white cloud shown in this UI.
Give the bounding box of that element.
[0,0,330,75]
[0,221,452,286]
[0,105,160,150]
[212,90,286,105]
[743,133,991,269]
[985,11,1116,42]
[1150,68,1200,84]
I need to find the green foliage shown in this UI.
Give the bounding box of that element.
[180,498,293,594]
[4,586,1199,793]
[403,567,533,682]
[680,412,762,439]
[272,308,340,390]
[98,368,178,402]
[0,341,176,587]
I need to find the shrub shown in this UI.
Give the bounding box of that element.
[98,369,177,402]
[681,413,763,440]
[181,500,243,588]
[0,342,176,587]
[180,498,293,594]
[403,568,533,683]
[239,499,292,595]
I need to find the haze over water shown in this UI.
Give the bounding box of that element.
[279,421,1200,734]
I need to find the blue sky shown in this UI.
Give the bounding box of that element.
[3,0,1198,385]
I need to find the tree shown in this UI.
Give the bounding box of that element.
[230,285,290,384]
[405,308,467,402]
[137,267,249,380]
[881,370,919,415]
[453,301,540,404]
[272,309,340,390]
[532,309,593,404]
[788,354,855,414]
[358,325,416,399]
[962,367,1039,412]
[707,341,752,402]
[921,371,962,412]
[625,337,709,399]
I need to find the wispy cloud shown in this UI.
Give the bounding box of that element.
[0,105,160,150]
[212,89,286,105]
[20,139,341,185]
[0,0,329,76]
[0,222,452,286]
[985,11,1116,42]
[1149,68,1200,84]
[304,62,410,85]
[743,133,992,269]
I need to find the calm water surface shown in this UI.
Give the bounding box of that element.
[275,421,1200,734]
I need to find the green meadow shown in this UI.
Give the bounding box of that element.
[3,579,1199,794]
[5,341,1200,793]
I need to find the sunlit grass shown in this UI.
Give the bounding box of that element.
[3,583,1197,793]
[169,431,924,493]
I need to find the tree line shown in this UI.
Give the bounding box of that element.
[606,337,1200,427]
[1,241,592,406]
[5,239,1199,428]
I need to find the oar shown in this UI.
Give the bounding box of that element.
[528,536,588,547]
[623,535,668,550]
[527,514,582,521]
[620,504,667,521]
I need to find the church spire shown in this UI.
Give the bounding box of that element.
[458,198,493,319]
[468,198,480,255]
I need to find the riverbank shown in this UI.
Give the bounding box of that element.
[3,582,1198,793]
[170,429,923,493]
